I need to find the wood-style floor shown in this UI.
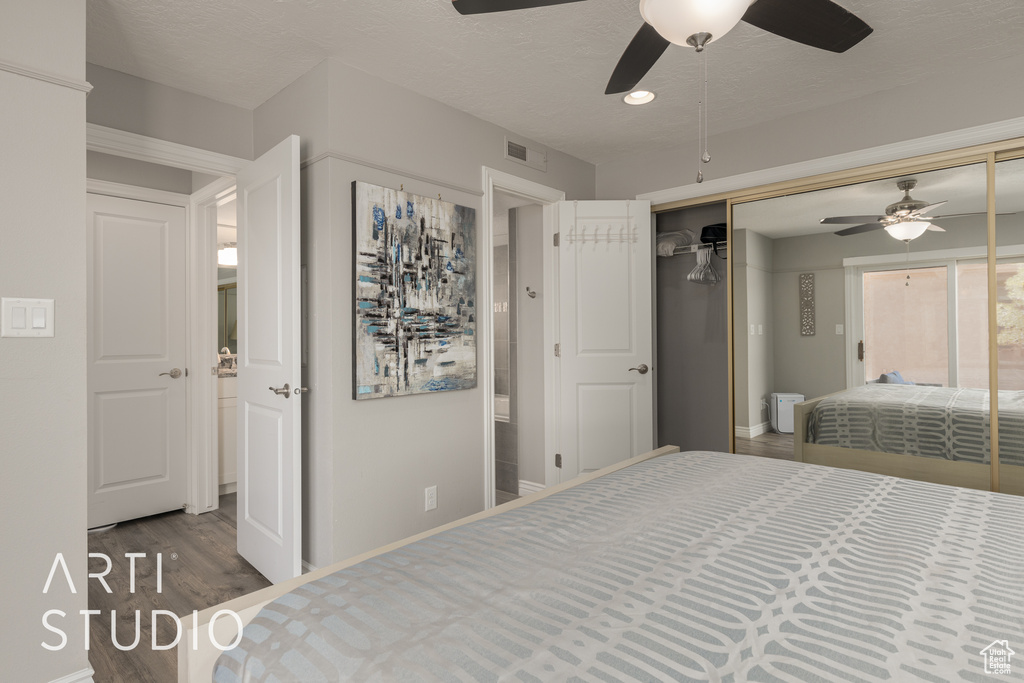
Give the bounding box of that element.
[735,431,795,460]
[87,494,270,683]
[495,489,520,505]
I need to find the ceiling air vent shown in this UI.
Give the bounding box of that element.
[504,137,547,172]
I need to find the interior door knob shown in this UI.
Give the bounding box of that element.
[269,383,291,398]
[159,368,182,379]
[628,364,649,375]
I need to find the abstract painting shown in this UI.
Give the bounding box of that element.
[352,181,477,399]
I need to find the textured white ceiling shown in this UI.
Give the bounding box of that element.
[86,0,1024,165]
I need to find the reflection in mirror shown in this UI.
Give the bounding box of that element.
[217,201,238,366]
[995,156,1024,494]
[732,162,1008,493]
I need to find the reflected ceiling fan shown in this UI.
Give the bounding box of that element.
[451,0,873,95]
[822,179,993,241]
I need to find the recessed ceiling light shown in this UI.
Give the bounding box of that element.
[624,90,656,106]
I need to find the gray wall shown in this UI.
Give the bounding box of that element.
[733,230,775,429]
[595,56,1024,201]
[655,204,730,452]
[515,204,546,485]
[87,63,254,160]
[253,57,596,566]
[87,150,194,194]
[0,2,90,680]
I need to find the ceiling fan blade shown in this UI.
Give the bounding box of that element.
[929,211,1018,220]
[605,23,671,95]
[741,0,873,53]
[820,215,885,225]
[910,200,948,217]
[926,225,946,232]
[452,0,585,15]
[835,222,884,236]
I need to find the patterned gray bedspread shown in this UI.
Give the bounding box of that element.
[214,451,1024,682]
[808,384,1024,467]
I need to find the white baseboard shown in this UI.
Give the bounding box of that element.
[218,481,237,496]
[302,560,317,574]
[49,668,94,683]
[518,480,545,496]
[735,422,771,439]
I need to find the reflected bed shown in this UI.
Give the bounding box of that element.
[797,387,1024,495]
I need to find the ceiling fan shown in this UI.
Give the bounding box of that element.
[451,0,873,95]
[821,179,993,241]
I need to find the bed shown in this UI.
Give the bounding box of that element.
[181,446,1024,682]
[795,385,1024,496]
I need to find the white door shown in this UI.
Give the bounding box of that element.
[236,135,302,584]
[557,200,654,480]
[87,194,188,528]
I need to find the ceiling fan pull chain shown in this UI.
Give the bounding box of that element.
[695,47,703,184]
[702,44,711,165]
[905,240,911,286]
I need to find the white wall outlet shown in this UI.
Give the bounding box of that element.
[2,298,54,337]
[750,324,755,336]
[757,324,764,335]
[425,485,437,511]
[835,324,844,335]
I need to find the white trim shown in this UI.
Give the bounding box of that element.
[86,123,247,177]
[304,151,484,198]
[517,479,546,496]
[481,167,565,510]
[47,667,95,683]
[0,58,92,93]
[86,178,189,207]
[218,481,238,496]
[188,177,238,516]
[735,422,770,439]
[638,116,1024,205]
[302,560,318,574]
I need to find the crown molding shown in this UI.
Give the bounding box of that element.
[86,124,248,177]
[0,58,92,93]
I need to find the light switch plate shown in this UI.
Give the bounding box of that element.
[2,298,54,337]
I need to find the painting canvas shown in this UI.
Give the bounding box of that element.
[352,181,477,399]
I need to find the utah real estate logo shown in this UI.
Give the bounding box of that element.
[981,640,1015,675]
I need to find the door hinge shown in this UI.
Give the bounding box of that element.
[555,453,562,469]
[858,340,864,361]
[553,232,560,247]
[554,343,560,357]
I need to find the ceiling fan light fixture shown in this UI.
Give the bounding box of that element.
[884,221,931,242]
[624,90,656,105]
[639,0,751,47]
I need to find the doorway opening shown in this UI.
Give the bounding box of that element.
[481,168,565,509]
[492,193,547,505]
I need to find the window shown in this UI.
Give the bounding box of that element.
[863,266,948,386]
[849,250,1024,390]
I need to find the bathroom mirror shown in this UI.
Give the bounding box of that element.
[218,282,237,355]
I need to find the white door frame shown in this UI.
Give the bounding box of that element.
[481,167,564,509]
[86,125,247,515]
